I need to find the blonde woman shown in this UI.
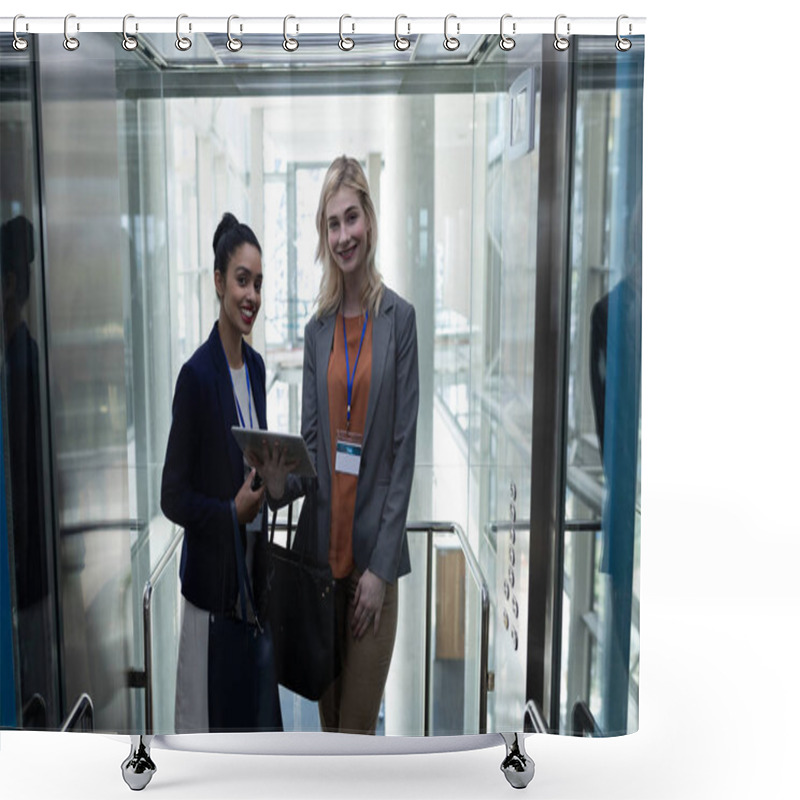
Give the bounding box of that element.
[263,156,419,734]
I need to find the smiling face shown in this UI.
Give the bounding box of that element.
[325,187,370,281]
[215,242,263,339]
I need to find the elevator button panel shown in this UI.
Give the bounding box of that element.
[501,480,522,650]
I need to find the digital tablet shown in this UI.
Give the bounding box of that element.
[231,426,317,478]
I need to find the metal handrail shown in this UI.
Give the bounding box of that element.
[571,699,601,737]
[61,518,146,536]
[488,519,602,535]
[565,519,602,532]
[487,520,528,534]
[21,692,46,728]
[406,521,490,735]
[60,692,93,732]
[142,527,184,735]
[524,698,548,734]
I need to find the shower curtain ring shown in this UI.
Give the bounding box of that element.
[616,15,632,51]
[394,15,411,51]
[122,15,139,51]
[12,15,29,51]
[63,14,80,51]
[444,14,460,51]
[339,15,354,51]
[175,14,192,51]
[554,14,570,51]
[226,15,243,52]
[283,15,299,51]
[499,14,516,51]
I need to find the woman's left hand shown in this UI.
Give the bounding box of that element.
[351,569,386,640]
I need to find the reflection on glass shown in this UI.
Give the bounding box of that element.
[560,39,643,736]
[1,42,57,730]
[2,214,51,728]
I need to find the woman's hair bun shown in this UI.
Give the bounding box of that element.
[211,212,261,280]
[213,212,240,254]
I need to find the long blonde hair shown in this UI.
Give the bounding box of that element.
[314,156,384,318]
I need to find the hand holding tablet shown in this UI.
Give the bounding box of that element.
[231,426,317,479]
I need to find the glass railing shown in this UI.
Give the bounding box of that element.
[140,520,489,737]
[142,527,183,735]
[405,522,490,736]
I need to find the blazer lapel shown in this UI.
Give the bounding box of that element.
[245,346,267,429]
[363,289,394,444]
[209,324,245,485]
[315,314,336,473]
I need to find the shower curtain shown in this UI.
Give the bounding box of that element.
[0,15,644,741]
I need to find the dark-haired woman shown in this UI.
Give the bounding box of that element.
[161,213,289,732]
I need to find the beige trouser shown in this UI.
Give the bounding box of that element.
[318,570,398,735]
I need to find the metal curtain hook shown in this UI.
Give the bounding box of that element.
[283,15,299,52]
[616,14,632,51]
[444,14,460,51]
[394,14,411,52]
[175,14,192,51]
[122,14,138,51]
[499,14,516,51]
[12,14,29,51]
[226,15,242,52]
[554,14,570,51]
[63,13,80,51]
[339,14,354,51]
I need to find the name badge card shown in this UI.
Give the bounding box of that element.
[335,430,363,475]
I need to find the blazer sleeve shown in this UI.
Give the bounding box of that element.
[369,302,419,584]
[161,361,231,538]
[300,317,319,478]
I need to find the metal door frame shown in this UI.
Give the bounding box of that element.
[525,45,575,731]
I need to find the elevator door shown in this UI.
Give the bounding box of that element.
[33,34,171,733]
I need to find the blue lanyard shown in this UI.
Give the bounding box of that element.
[343,310,368,428]
[228,360,253,429]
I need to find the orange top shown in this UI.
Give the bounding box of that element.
[327,312,373,579]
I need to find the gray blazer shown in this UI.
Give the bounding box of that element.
[284,286,418,584]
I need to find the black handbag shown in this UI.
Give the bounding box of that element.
[207,502,282,732]
[260,482,339,702]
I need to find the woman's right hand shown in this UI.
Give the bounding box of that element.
[246,442,298,501]
[234,468,267,524]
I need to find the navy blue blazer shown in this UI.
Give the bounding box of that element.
[161,322,267,613]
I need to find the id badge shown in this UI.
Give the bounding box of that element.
[335,430,363,475]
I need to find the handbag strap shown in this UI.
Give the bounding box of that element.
[229,501,262,632]
[269,507,280,545]
[268,478,318,561]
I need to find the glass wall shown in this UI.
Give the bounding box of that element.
[559,38,643,736]
[468,46,543,734]
[0,35,59,729]
[116,48,174,734]
[0,35,173,732]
